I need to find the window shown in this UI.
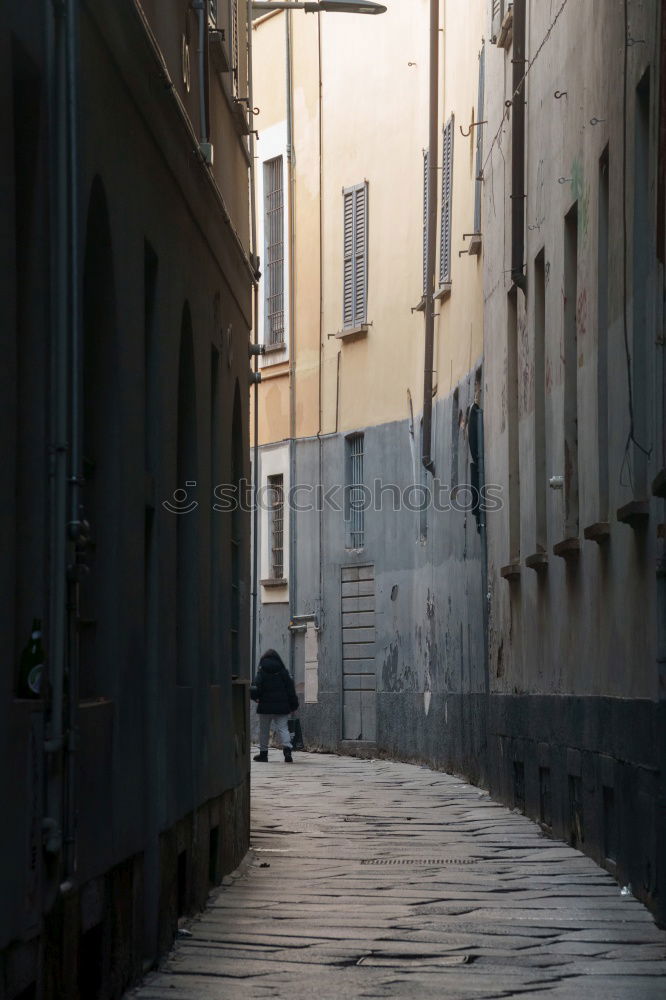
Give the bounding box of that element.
[534,250,547,552]
[345,434,365,549]
[267,474,284,579]
[264,156,285,346]
[439,116,454,288]
[597,147,609,520]
[563,204,579,537]
[507,289,520,560]
[490,0,506,45]
[230,0,239,94]
[343,182,368,329]
[422,150,429,296]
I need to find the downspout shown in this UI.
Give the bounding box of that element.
[421,0,439,474]
[193,0,212,157]
[248,3,263,677]
[317,11,324,630]
[510,0,527,291]
[43,0,69,887]
[286,9,298,677]
[64,0,83,889]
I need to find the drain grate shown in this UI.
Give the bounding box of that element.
[361,857,476,866]
[357,953,471,968]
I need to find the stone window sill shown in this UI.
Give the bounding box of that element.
[617,500,649,528]
[261,577,288,589]
[525,552,548,573]
[335,323,369,341]
[553,537,580,560]
[500,562,521,582]
[584,521,610,544]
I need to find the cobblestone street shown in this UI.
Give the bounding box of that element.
[128,752,666,1000]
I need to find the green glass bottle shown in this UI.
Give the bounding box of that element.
[18,619,45,699]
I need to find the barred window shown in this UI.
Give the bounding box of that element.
[268,474,284,579]
[346,434,365,550]
[264,156,285,346]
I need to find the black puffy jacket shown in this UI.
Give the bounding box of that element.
[252,651,299,716]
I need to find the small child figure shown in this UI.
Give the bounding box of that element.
[251,649,299,763]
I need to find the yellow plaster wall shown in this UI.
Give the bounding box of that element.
[251,0,486,447]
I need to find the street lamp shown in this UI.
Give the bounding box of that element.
[251,1,387,13]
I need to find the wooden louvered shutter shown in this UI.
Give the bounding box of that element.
[354,183,368,325]
[422,150,429,296]
[474,44,485,234]
[491,0,504,42]
[343,182,368,328]
[343,189,355,328]
[439,116,454,287]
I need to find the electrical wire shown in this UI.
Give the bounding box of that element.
[481,0,570,178]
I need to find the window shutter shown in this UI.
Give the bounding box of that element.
[343,190,355,328]
[354,184,368,325]
[439,116,454,287]
[491,0,504,42]
[422,150,429,296]
[230,0,239,93]
[474,44,485,234]
[343,182,368,328]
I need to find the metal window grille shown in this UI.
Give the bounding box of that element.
[439,115,454,287]
[474,44,485,234]
[268,474,284,579]
[347,435,365,549]
[343,182,368,329]
[209,0,218,26]
[422,150,429,296]
[264,157,285,345]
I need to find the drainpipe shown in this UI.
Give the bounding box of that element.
[248,3,263,677]
[63,0,83,890]
[317,11,324,631]
[510,0,526,291]
[421,0,439,474]
[43,0,69,890]
[286,9,298,677]
[192,0,213,162]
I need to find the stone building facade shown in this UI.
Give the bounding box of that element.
[482,0,665,922]
[1,2,252,996]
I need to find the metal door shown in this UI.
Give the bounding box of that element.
[341,565,376,741]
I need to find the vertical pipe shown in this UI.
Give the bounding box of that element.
[421,0,438,473]
[286,9,297,676]
[195,1,208,142]
[317,10,324,630]
[64,0,82,887]
[248,2,260,677]
[511,0,526,290]
[43,0,69,890]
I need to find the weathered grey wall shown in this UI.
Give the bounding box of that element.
[482,0,665,922]
[256,370,487,780]
[1,1,252,996]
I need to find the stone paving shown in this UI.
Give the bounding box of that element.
[129,751,666,1000]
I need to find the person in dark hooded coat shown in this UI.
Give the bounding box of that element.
[251,649,299,763]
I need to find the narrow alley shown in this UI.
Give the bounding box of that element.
[128,753,666,1000]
